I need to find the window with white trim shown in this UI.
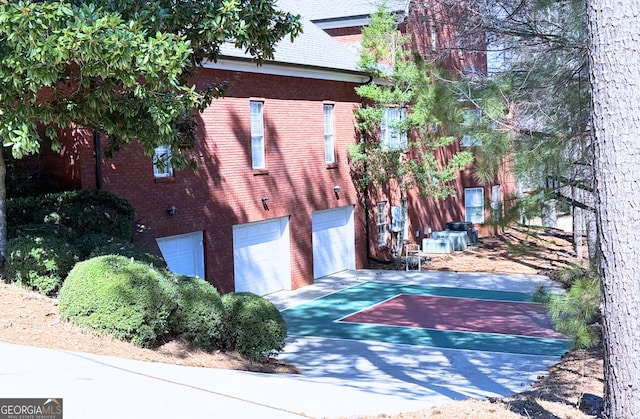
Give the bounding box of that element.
[380,107,407,151]
[323,104,336,164]
[376,201,387,247]
[153,145,173,178]
[465,187,485,223]
[250,101,265,169]
[461,109,482,147]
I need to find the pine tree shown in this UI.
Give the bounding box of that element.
[349,5,473,256]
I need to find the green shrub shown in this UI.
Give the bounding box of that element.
[58,255,178,347]
[221,292,287,361]
[88,239,167,269]
[9,223,75,241]
[555,263,592,287]
[73,234,121,259]
[548,275,601,349]
[6,235,79,295]
[170,276,226,351]
[8,189,134,240]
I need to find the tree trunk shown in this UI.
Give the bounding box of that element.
[0,146,6,267]
[585,209,597,261]
[572,187,583,260]
[587,1,640,417]
[541,196,557,228]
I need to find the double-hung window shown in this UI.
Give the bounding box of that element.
[323,104,336,164]
[380,107,408,151]
[377,201,387,248]
[461,109,482,147]
[465,187,485,223]
[250,101,265,170]
[153,145,173,178]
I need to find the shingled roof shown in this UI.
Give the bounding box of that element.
[217,16,362,74]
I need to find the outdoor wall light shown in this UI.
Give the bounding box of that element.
[261,197,270,210]
[333,185,341,199]
[166,205,177,216]
[261,197,269,202]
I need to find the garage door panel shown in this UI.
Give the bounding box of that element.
[157,232,204,279]
[233,217,291,295]
[312,206,355,279]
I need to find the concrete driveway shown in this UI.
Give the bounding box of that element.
[0,270,568,418]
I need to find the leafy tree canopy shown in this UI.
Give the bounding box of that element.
[0,0,301,164]
[350,4,473,200]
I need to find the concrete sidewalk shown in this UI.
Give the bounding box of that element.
[0,270,567,418]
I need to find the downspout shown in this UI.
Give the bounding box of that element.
[94,131,103,190]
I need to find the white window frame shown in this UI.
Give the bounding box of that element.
[153,145,173,178]
[462,109,482,147]
[381,107,408,151]
[465,187,485,224]
[250,101,265,169]
[323,104,336,164]
[376,201,387,248]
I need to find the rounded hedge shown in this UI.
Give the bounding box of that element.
[6,234,79,296]
[221,292,287,361]
[58,255,178,347]
[170,276,226,351]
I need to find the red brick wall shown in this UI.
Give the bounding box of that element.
[405,0,487,76]
[66,68,367,293]
[324,27,364,48]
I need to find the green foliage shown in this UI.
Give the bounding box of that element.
[170,276,226,351]
[96,0,302,66]
[7,189,134,240]
[350,5,473,199]
[548,273,601,349]
[555,263,592,287]
[58,256,178,347]
[503,193,542,225]
[222,292,287,361]
[0,0,300,166]
[0,1,196,160]
[5,190,162,297]
[532,285,550,304]
[447,76,513,186]
[5,234,79,295]
[461,0,590,214]
[88,238,167,269]
[10,223,75,242]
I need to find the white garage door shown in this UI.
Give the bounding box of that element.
[156,231,205,278]
[233,217,291,295]
[312,206,355,279]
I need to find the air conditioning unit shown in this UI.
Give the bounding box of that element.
[445,221,478,245]
[422,238,454,254]
[432,231,467,251]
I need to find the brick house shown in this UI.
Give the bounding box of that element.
[51,15,370,294]
[47,1,515,294]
